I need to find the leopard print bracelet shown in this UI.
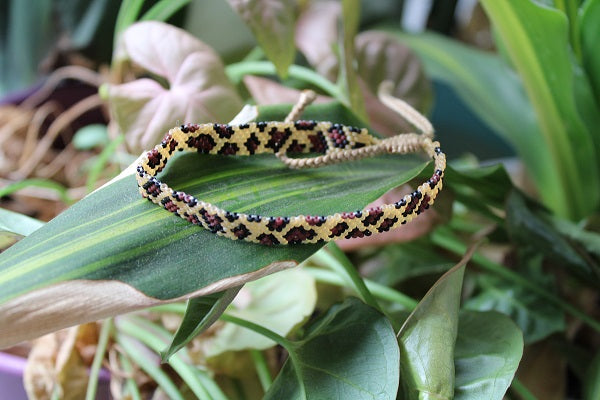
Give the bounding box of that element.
[136,120,446,245]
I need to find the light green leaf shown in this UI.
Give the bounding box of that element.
[0,208,44,237]
[391,31,562,218]
[397,247,470,400]
[454,311,523,400]
[264,297,399,399]
[226,0,297,78]
[73,124,109,150]
[0,102,431,348]
[580,0,600,101]
[480,0,599,219]
[204,267,316,357]
[140,0,191,22]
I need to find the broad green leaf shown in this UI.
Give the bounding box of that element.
[397,246,471,400]
[389,31,563,217]
[162,286,242,361]
[203,267,316,357]
[464,273,564,344]
[0,102,431,348]
[480,0,599,219]
[140,0,191,22]
[264,297,399,399]
[454,311,523,400]
[505,190,600,286]
[580,0,600,101]
[226,0,296,78]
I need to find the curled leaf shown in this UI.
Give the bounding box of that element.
[227,0,297,77]
[105,21,243,152]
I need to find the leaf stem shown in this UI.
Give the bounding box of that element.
[225,61,343,101]
[118,353,142,400]
[510,377,539,400]
[250,349,272,392]
[431,228,600,332]
[313,243,382,312]
[85,319,112,400]
[303,266,418,310]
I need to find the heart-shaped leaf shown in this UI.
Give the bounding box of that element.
[0,102,431,348]
[105,21,243,152]
[454,311,523,400]
[264,297,399,399]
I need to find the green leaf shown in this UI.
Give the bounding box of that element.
[338,0,368,121]
[264,297,399,399]
[140,0,191,22]
[454,311,523,400]
[113,0,144,50]
[226,0,297,78]
[584,350,600,400]
[580,0,600,102]
[397,247,470,400]
[161,286,242,361]
[505,190,600,286]
[464,273,565,344]
[0,102,431,347]
[0,208,44,237]
[390,31,563,217]
[479,0,599,219]
[73,124,109,150]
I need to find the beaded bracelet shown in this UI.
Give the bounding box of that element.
[136,92,446,245]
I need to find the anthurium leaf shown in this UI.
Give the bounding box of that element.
[581,0,600,102]
[505,190,600,286]
[204,267,316,357]
[105,21,243,152]
[464,273,564,344]
[454,311,523,400]
[226,0,296,78]
[264,297,399,399]
[397,245,472,400]
[390,31,564,216]
[0,102,431,348]
[161,286,242,361]
[479,0,600,219]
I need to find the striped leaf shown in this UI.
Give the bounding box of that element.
[0,103,431,347]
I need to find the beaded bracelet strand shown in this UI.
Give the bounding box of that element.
[136,90,446,245]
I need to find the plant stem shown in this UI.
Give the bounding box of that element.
[511,377,538,400]
[118,353,142,400]
[85,319,112,400]
[250,349,272,392]
[431,228,600,332]
[304,266,418,310]
[314,243,382,312]
[225,61,344,101]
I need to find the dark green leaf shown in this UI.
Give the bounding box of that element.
[161,286,242,361]
[584,350,600,400]
[464,272,564,344]
[57,0,110,49]
[397,248,469,400]
[0,103,431,347]
[454,311,523,400]
[264,297,399,399]
[505,190,600,286]
[226,0,296,78]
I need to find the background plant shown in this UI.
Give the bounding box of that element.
[0,1,599,399]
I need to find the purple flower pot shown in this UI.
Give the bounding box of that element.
[0,351,111,399]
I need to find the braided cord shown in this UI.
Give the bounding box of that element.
[136,120,446,245]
